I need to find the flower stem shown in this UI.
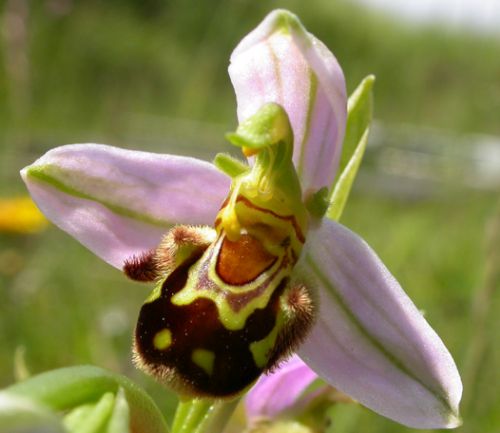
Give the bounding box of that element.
[171,397,240,433]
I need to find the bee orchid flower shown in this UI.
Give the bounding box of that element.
[21,9,461,429]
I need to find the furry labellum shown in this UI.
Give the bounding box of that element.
[128,104,315,397]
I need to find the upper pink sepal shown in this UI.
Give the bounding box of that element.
[296,218,462,428]
[21,144,229,269]
[229,10,347,198]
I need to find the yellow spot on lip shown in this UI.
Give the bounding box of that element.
[192,348,215,376]
[153,328,172,350]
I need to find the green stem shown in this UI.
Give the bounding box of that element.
[171,397,240,433]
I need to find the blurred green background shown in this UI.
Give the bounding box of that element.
[0,0,498,432]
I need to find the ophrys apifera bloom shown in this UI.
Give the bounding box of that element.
[21,9,462,429]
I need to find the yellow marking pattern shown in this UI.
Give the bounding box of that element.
[249,310,284,368]
[153,328,172,350]
[192,348,216,376]
[171,236,291,331]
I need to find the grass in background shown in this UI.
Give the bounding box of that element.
[1,0,500,144]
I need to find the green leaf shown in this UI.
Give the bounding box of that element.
[6,365,169,433]
[105,388,130,433]
[327,75,375,221]
[64,404,95,432]
[64,392,115,433]
[171,398,241,433]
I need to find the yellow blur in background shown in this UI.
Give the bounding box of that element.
[0,196,47,234]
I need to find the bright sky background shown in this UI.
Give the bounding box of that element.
[354,0,500,34]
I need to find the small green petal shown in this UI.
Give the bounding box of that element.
[305,187,329,218]
[25,164,170,228]
[327,75,375,221]
[337,75,375,179]
[213,153,249,178]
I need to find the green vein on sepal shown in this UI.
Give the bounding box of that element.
[327,75,375,222]
[213,153,249,178]
[297,70,318,178]
[26,165,172,228]
[304,253,457,417]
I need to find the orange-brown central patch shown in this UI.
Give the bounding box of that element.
[216,234,277,285]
